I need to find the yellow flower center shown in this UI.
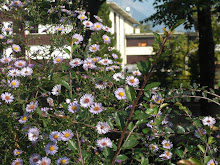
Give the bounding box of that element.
[64,133,70,138]
[94,106,100,111]
[56,58,61,62]
[210,163,215,165]
[5,96,10,100]
[72,106,77,111]
[29,105,35,109]
[165,143,170,147]
[57,28,62,31]
[93,59,97,62]
[81,16,85,19]
[16,151,20,154]
[22,116,27,121]
[92,47,97,50]
[15,162,20,165]
[129,79,135,83]
[166,152,170,156]
[105,37,108,40]
[96,25,100,28]
[152,145,155,149]
[11,82,16,86]
[119,92,124,97]
[4,59,9,62]
[14,47,19,51]
[53,134,58,139]
[49,146,55,151]
[61,160,66,163]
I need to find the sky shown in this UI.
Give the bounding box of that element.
[107,0,188,32]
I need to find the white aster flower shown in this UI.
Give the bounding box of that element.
[1,92,14,103]
[68,101,80,113]
[26,101,38,113]
[207,159,218,165]
[14,60,27,68]
[56,157,70,165]
[80,94,94,108]
[45,143,58,155]
[18,114,29,124]
[8,69,21,77]
[28,127,40,142]
[161,139,173,149]
[29,153,41,165]
[69,58,83,68]
[11,158,23,165]
[13,149,23,156]
[89,103,103,114]
[97,137,112,149]
[20,67,33,77]
[126,76,139,87]
[36,157,51,165]
[0,57,12,63]
[61,129,74,141]
[51,85,61,96]
[159,151,172,160]
[202,116,216,126]
[8,79,20,88]
[49,131,62,142]
[149,144,159,152]
[132,70,142,76]
[96,122,110,134]
[114,88,127,100]
[113,73,124,81]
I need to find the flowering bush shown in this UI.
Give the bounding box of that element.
[0,1,219,165]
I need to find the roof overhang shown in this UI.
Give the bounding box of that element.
[107,2,140,25]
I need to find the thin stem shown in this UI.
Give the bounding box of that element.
[111,32,172,165]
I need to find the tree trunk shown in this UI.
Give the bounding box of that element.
[197,1,215,115]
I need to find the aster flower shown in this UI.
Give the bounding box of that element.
[26,101,38,113]
[80,94,94,108]
[61,129,74,141]
[97,137,112,149]
[47,97,54,107]
[96,122,110,134]
[149,144,159,152]
[29,153,41,165]
[12,44,21,53]
[161,139,173,149]
[45,143,58,155]
[108,47,113,51]
[10,0,22,7]
[0,34,5,39]
[83,20,93,27]
[95,80,107,89]
[18,114,29,124]
[159,151,172,160]
[20,67,33,77]
[7,39,14,44]
[114,88,127,100]
[68,101,80,113]
[152,94,163,104]
[126,76,139,87]
[55,26,64,32]
[132,70,142,76]
[202,116,216,126]
[51,84,61,96]
[92,57,101,63]
[8,79,20,88]
[146,120,155,128]
[56,157,70,165]
[49,131,62,142]
[11,158,23,165]
[36,157,51,165]
[89,102,103,114]
[28,127,40,142]
[53,57,63,64]
[69,58,83,68]
[77,14,87,20]
[113,73,124,81]
[72,34,83,44]
[103,26,111,33]
[102,34,111,44]
[4,27,12,33]
[89,44,100,52]
[0,57,12,63]
[99,59,113,66]
[194,128,207,138]
[1,92,14,103]
[207,159,218,165]
[112,53,118,59]
[14,60,27,68]
[94,15,102,22]
[13,149,23,156]
[91,22,103,31]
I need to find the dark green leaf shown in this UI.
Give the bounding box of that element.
[116,155,128,161]
[170,19,185,31]
[63,48,70,55]
[125,85,136,102]
[122,137,139,149]
[208,136,215,144]
[115,112,125,130]
[144,82,161,91]
[177,125,185,134]
[60,80,70,90]
[175,149,184,158]
[103,147,114,160]
[68,140,78,151]
[197,144,205,153]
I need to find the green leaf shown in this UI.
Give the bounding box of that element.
[144,82,161,91]
[177,125,185,134]
[63,48,70,55]
[128,122,134,131]
[137,61,147,74]
[193,83,198,89]
[141,157,149,165]
[204,156,212,164]
[71,71,76,79]
[175,149,184,158]
[136,119,148,126]
[164,127,174,134]
[160,103,168,109]
[82,150,90,162]
[125,85,136,102]
[145,108,155,115]
[116,155,128,161]
[170,19,185,31]
[153,32,162,46]
[197,144,205,153]
[208,136,215,144]
[61,64,70,71]
[188,158,203,165]
[122,137,139,149]
[60,80,70,90]
[115,112,125,130]
[68,140,78,151]
[103,147,114,160]
[142,128,150,134]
